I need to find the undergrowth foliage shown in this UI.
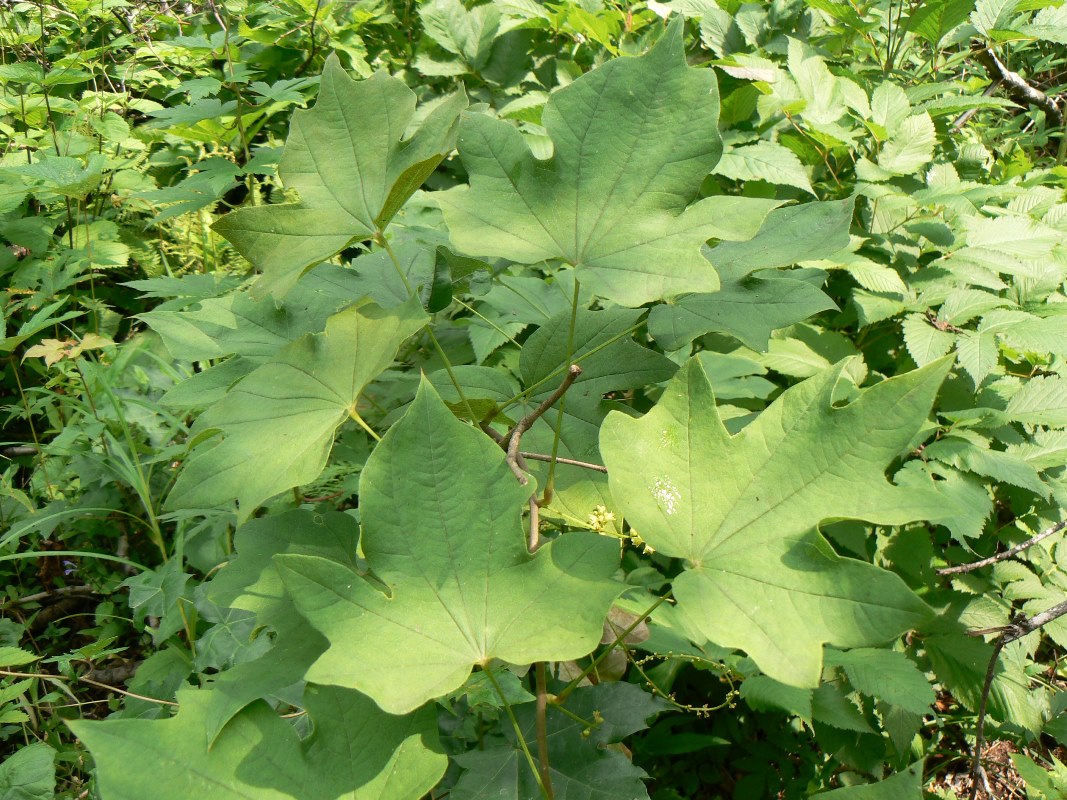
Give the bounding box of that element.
[4,1,1067,798]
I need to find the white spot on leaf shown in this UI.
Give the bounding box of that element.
[650,477,681,515]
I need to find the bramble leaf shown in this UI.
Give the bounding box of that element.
[276,379,623,714]
[438,19,782,306]
[213,54,465,298]
[601,358,950,687]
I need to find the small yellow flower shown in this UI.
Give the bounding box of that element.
[587,505,616,533]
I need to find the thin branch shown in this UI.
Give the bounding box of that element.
[502,365,582,551]
[534,662,555,799]
[505,365,583,484]
[937,521,1067,575]
[972,46,1064,130]
[966,599,1067,799]
[967,637,1005,800]
[518,452,607,473]
[0,585,98,609]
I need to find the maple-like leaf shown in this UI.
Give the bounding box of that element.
[213,54,465,298]
[437,18,782,306]
[70,684,445,800]
[600,357,951,687]
[167,298,427,518]
[276,379,623,714]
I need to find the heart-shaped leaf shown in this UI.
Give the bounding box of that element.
[276,379,623,714]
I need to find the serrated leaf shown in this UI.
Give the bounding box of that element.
[600,358,948,687]
[956,330,1000,386]
[823,648,934,715]
[714,140,814,194]
[895,462,992,542]
[276,380,623,714]
[877,113,935,175]
[901,314,956,366]
[420,0,501,70]
[438,19,783,306]
[167,299,427,517]
[0,742,55,800]
[213,55,465,298]
[1022,5,1067,43]
[70,684,445,800]
[0,646,39,668]
[1005,376,1067,426]
[925,436,1049,497]
[971,0,1021,34]
[906,0,975,44]
[812,682,874,733]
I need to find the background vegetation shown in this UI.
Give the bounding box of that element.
[2,0,1067,797]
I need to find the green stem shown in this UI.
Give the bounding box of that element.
[484,667,551,800]
[495,322,644,417]
[375,232,478,423]
[534,662,555,798]
[349,408,382,441]
[555,593,669,705]
[542,280,581,506]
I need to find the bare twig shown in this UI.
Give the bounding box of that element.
[937,521,1067,575]
[950,80,1003,132]
[0,585,98,609]
[502,365,582,551]
[518,452,607,473]
[966,599,1067,799]
[972,46,1064,131]
[505,365,583,484]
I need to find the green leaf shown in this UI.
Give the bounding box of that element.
[0,742,55,800]
[452,683,666,800]
[71,684,446,800]
[167,299,427,517]
[1006,376,1067,427]
[0,646,39,668]
[1022,5,1067,43]
[420,0,502,70]
[877,113,935,175]
[814,762,923,797]
[276,379,623,714]
[648,199,852,350]
[901,314,955,367]
[649,265,835,351]
[906,0,975,44]
[600,358,948,687]
[823,648,935,715]
[438,19,783,306]
[198,510,360,743]
[713,140,814,195]
[213,55,465,298]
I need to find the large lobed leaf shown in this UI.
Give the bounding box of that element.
[167,298,427,518]
[276,380,623,714]
[601,357,952,687]
[214,54,465,298]
[70,684,445,800]
[438,18,782,306]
